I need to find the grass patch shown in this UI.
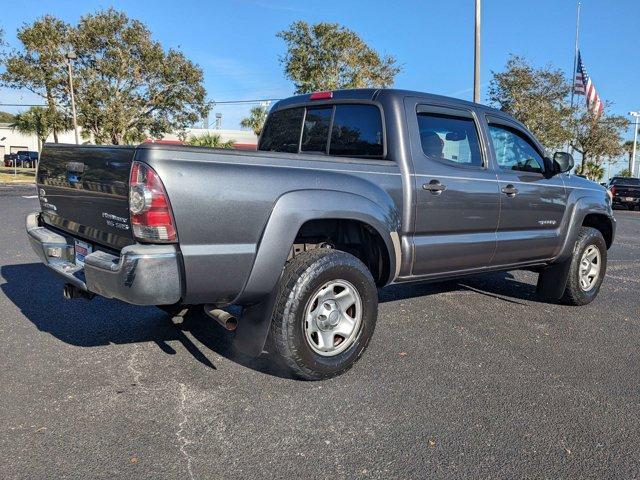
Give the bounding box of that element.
[0,167,36,184]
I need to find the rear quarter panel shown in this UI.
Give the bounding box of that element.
[136,146,403,305]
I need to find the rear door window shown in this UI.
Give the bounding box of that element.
[329,104,383,157]
[301,107,332,153]
[258,107,304,153]
[417,113,483,167]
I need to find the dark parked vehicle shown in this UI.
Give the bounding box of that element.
[3,153,18,167]
[3,151,38,168]
[16,150,39,168]
[26,89,615,379]
[608,176,640,210]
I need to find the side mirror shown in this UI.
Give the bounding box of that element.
[553,151,574,174]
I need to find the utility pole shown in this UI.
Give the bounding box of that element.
[473,0,481,103]
[66,51,80,144]
[630,111,639,178]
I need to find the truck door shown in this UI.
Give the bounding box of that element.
[485,116,568,265]
[406,102,500,276]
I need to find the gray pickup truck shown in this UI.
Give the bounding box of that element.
[27,88,615,380]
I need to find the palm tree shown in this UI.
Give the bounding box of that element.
[623,140,636,174]
[240,106,268,136]
[575,161,605,181]
[11,107,70,152]
[187,132,235,149]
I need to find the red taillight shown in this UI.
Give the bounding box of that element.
[610,186,616,196]
[129,161,177,242]
[310,91,333,100]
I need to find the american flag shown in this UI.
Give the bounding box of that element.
[574,51,604,116]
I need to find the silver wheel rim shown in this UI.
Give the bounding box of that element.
[579,244,601,292]
[304,280,363,357]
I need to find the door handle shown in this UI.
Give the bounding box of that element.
[501,184,518,197]
[423,179,446,195]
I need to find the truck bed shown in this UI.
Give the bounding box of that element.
[36,142,403,304]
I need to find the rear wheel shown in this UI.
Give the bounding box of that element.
[270,249,378,380]
[561,227,607,305]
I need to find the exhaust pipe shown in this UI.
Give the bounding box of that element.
[204,306,237,331]
[63,283,95,300]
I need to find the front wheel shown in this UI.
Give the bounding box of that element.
[561,226,607,305]
[270,249,378,380]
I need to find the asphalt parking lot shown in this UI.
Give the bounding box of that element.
[1,184,639,479]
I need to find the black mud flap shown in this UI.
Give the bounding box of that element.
[536,259,571,300]
[233,291,278,357]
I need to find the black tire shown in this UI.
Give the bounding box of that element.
[561,226,607,305]
[270,249,378,380]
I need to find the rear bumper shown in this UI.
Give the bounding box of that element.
[26,212,182,305]
[612,197,640,207]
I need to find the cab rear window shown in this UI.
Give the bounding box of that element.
[259,104,384,158]
[258,107,304,153]
[330,105,383,157]
[610,177,640,186]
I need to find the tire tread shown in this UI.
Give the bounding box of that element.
[270,249,376,380]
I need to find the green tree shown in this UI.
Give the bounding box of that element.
[10,106,71,152]
[0,111,15,123]
[572,108,628,174]
[616,168,631,177]
[240,106,268,136]
[277,21,401,94]
[1,9,210,145]
[187,132,235,149]
[72,9,209,144]
[622,140,636,174]
[575,161,605,181]
[1,16,70,142]
[488,56,574,150]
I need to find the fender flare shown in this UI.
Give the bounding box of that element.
[554,194,614,264]
[237,189,400,305]
[233,189,400,356]
[538,194,614,300]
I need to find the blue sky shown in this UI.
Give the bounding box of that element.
[1,0,638,171]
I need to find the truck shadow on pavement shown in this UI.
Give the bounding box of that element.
[1,263,299,378]
[1,262,544,379]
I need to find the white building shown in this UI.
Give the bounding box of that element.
[0,123,258,156]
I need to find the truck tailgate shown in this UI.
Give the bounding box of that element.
[36,144,136,250]
[614,185,640,198]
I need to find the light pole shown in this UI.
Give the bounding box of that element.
[473,0,481,103]
[66,51,79,144]
[630,111,639,178]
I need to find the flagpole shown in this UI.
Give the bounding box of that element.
[570,2,581,111]
[569,2,581,158]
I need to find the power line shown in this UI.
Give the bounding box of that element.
[0,103,47,107]
[211,98,281,105]
[0,97,283,108]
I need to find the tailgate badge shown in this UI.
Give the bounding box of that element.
[102,212,130,230]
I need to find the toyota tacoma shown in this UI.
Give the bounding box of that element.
[26,89,615,380]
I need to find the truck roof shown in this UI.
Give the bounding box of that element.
[272,88,504,116]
